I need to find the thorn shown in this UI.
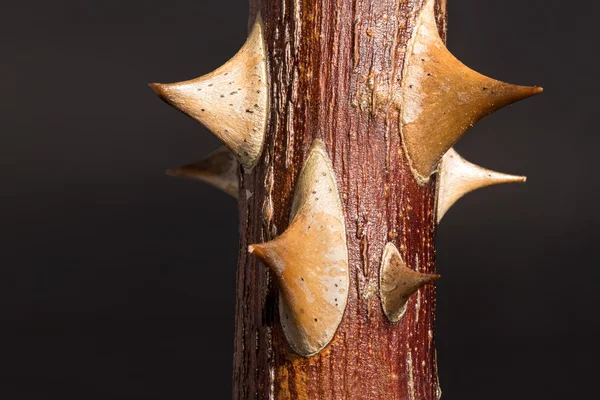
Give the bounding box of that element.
[248,140,348,357]
[400,0,542,182]
[436,148,526,222]
[166,146,239,198]
[149,17,268,169]
[380,243,440,323]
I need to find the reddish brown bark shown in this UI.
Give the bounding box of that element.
[234,1,446,398]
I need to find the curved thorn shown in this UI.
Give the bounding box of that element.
[436,148,526,222]
[150,17,268,169]
[400,0,542,182]
[166,146,239,198]
[249,140,349,357]
[380,242,440,323]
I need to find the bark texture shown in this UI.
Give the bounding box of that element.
[234,1,446,398]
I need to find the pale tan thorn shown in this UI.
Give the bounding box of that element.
[436,148,526,222]
[149,16,268,169]
[248,139,349,358]
[165,146,239,198]
[400,0,542,183]
[380,242,440,323]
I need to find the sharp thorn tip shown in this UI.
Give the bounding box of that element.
[248,244,266,260]
[148,82,162,93]
[165,168,178,177]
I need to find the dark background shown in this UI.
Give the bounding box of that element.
[2,0,598,398]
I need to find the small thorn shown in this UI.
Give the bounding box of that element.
[249,140,348,357]
[437,148,527,222]
[149,17,268,169]
[380,242,440,323]
[166,146,239,198]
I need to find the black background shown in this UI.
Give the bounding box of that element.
[2,0,598,399]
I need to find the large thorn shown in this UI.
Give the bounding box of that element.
[149,17,268,169]
[166,146,239,198]
[401,0,542,182]
[436,148,526,222]
[248,140,349,357]
[380,242,440,323]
